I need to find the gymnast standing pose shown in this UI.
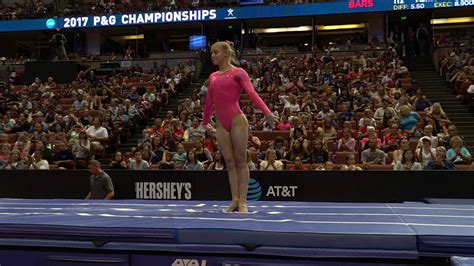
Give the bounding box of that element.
[202,41,276,213]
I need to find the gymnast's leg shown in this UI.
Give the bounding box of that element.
[230,114,250,213]
[215,122,239,212]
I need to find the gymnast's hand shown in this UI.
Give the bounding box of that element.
[205,124,216,135]
[265,114,278,128]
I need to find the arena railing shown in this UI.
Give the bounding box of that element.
[8,53,203,84]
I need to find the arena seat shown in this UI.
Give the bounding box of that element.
[355,112,364,121]
[387,151,394,164]
[409,140,419,151]
[59,98,74,105]
[365,164,393,171]
[455,164,471,171]
[418,111,427,119]
[240,93,269,101]
[335,152,359,164]
[401,83,413,90]
[314,120,324,129]
[150,164,161,169]
[325,139,336,152]
[252,131,291,141]
[182,141,197,151]
[7,134,17,143]
[90,110,101,118]
[398,78,412,84]
[240,99,251,106]
[285,164,311,170]
[61,104,72,111]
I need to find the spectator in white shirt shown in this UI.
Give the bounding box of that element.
[143,87,156,103]
[184,59,196,81]
[183,118,205,142]
[418,124,439,149]
[280,94,300,113]
[86,118,109,160]
[130,150,150,170]
[72,94,89,110]
[72,131,91,167]
[28,150,49,170]
[374,98,398,122]
[259,149,284,170]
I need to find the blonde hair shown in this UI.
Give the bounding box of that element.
[266,149,276,157]
[450,136,463,147]
[399,104,411,115]
[429,102,446,117]
[212,41,239,66]
[345,153,355,161]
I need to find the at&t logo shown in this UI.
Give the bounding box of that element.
[266,185,298,197]
[247,178,262,201]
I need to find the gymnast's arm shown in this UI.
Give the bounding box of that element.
[236,69,271,116]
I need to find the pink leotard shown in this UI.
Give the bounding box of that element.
[203,67,271,131]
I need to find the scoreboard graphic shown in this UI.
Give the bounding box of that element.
[392,0,474,10]
[0,0,472,32]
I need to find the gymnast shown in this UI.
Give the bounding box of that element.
[202,41,277,213]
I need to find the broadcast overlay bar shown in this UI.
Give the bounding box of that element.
[0,0,472,32]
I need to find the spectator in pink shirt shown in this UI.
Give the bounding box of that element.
[361,126,382,149]
[276,115,292,130]
[337,128,356,152]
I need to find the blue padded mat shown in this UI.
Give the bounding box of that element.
[451,256,474,266]
[393,204,474,256]
[0,199,473,259]
[425,198,474,205]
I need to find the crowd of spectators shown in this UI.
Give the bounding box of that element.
[94,43,471,172]
[1,0,323,20]
[1,40,473,171]
[219,46,472,171]
[0,59,195,169]
[438,47,474,102]
[0,0,50,20]
[435,30,473,49]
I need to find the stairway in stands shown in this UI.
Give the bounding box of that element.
[124,86,197,151]
[101,54,211,167]
[407,56,474,151]
[100,83,198,168]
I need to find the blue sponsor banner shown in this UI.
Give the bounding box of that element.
[0,18,54,32]
[0,0,472,32]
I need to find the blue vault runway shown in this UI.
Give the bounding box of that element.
[0,199,473,265]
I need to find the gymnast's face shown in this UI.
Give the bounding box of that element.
[211,44,229,66]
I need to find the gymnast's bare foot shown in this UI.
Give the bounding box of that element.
[225,200,239,212]
[238,202,248,213]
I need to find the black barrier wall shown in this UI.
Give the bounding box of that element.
[0,170,473,202]
[24,61,80,84]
